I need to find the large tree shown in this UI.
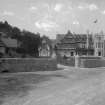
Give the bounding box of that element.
[20,30,41,57]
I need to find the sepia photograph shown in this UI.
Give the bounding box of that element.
[0,0,105,105]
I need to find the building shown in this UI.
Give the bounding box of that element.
[0,40,5,57]
[38,36,53,57]
[94,33,105,56]
[56,31,94,57]
[0,32,19,57]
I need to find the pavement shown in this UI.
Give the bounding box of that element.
[1,66,105,105]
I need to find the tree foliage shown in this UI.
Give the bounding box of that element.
[0,21,41,57]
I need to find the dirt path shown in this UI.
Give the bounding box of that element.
[1,68,105,105]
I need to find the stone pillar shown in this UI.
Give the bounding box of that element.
[75,54,79,68]
[51,51,56,59]
[80,59,85,68]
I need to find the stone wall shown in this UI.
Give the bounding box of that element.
[0,58,57,73]
[78,57,105,68]
[82,58,105,68]
[57,55,105,68]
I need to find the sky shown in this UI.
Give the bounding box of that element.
[0,0,105,39]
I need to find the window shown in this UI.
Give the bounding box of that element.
[98,51,101,56]
[71,52,74,56]
[98,42,101,48]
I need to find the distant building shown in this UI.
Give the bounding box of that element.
[38,36,53,57]
[56,31,94,57]
[94,34,105,56]
[0,39,5,56]
[0,32,19,57]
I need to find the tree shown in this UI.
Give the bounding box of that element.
[20,30,41,57]
[0,20,42,57]
[11,27,21,40]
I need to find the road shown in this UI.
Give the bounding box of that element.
[1,67,105,105]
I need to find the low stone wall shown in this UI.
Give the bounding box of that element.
[0,58,57,73]
[83,58,105,68]
[57,55,105,68]
[78,56,105,68]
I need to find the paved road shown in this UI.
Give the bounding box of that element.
[2,67,105,105]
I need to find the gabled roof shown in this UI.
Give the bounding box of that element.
[1,37,18,48]
[58,33,93,44]
[56,32,94,49]
[57,43,76,49]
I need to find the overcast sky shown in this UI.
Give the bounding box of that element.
[0,0,105,39]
